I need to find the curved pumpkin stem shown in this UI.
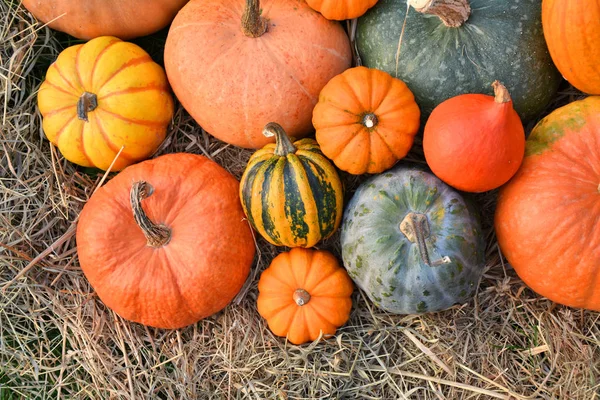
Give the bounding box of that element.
[409,0,471,28]
[77,92,98,122]
[242,0,268,38]
[263,122,297,156]
[293,289,311,306]
[400,212,451,266]
[130,181,172,248]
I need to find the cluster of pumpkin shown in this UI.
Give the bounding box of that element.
[29,0,599,345]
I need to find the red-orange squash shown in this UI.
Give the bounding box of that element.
[542,0,600,94]
[495,96,600,311]
[313,66,420,175]
[22,0,189,40]
[76,153,256,329]
[164,0,352,149]
[306,0,379,20]
[423,81,525,192]
[257,248,354,345]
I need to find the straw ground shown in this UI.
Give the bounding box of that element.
[1,1,599,398]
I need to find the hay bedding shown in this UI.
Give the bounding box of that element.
[0,1,599,399]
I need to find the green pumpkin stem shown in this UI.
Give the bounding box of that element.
[400,212,451,266]
[263,122,297,156]
[130,181,172,248]
[242,0,268,38]
[77,92,98,122]
[409,0,471,28]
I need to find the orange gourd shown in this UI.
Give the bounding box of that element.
[313,66,420,175]
[306,0,379,20]
[164,0,352,149]
[38,36,174,171]
[76,153,256,329]
[22,0,189,40]
[495,96,600,311]
[542,0,600,94]
[257,248,354,345]
[423,81,525,192]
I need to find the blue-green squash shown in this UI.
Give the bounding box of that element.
[240,122,344,248]
[356,0,561,121]
[340,166,485,314]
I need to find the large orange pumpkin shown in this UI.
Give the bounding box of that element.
[306,0,379,20]
[257,248,354,345]
[76,153,256,329]
[313,66,420,175]
[542,0,600,95]
[164,0,352,149]
[495,96,600,311]
[38,36,174,171]
[22,0,189,40]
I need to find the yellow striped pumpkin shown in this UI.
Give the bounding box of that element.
[240,123,344,248]
[38,36,174,171]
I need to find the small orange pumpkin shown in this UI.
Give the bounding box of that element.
[38,36,174,171]
[257,248,354,345]
[313,66,420,175]
[306,0,379,20]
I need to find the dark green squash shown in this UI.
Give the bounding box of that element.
[356,0,561,121]
[340,166,485,314]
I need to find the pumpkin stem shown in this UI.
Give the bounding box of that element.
[409,0,471,28]
[77,92,98,122]
[130,181,172,248]
[492,81,511,104]
[293,289,311,306]
[242,0,268,38]
[362,113,379,129]
[263,122,297,156]
[400,212,451,266]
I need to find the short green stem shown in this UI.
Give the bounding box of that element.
[263,122,297,156]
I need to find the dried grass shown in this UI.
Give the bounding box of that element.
[1,1,599,399]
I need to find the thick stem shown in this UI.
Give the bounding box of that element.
[77,92,98,122]
[362,113,379,129]
[293,289,311,306]
[242,0,268,38]
[409,0,471,28]
[130,181,172,248]
[400,212,450,266]
[492,81,511,104]
[263,122,297,156]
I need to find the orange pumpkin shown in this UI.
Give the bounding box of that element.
[76,153,256,329]
[22,0,189,40]
[495,96,600,311]
[542,0,600,94]
[164,0,352,149]
[423,81,525,192]
[306,0,379,20]
[313,66,420,175]
[257,248,354,345]
[38,36,174,171]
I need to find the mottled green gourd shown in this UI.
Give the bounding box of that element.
[356,0,561,121]
[340,166,485,314]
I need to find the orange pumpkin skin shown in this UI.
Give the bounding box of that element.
[164,0,352,149]
[542,0,600,95]
[306,0,379,20]
[495,96,600,311]
[38,36,174,171]
[423,82,525,192]
[22,0,189,40]
[313,66,420,175]
[257,248,353,345]
[76,153,255,329]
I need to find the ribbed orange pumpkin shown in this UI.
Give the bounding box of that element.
[22,0,189,40]
[423,81,525,192]
[38,36,174,171]
[257,248,354,345]
[542,0,600,94]
[495,96,600,311]
[313,66,420,175]
[164,0,352,149]
[306,0,379,20]
[76,153,256,329]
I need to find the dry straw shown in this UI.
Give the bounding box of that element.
[1,1,599,398]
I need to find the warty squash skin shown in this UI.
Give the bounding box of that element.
[495,96,600,311]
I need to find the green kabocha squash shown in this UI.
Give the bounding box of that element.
[356,0,561,121]
[340,166,485,314]
[240,122,344,248]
